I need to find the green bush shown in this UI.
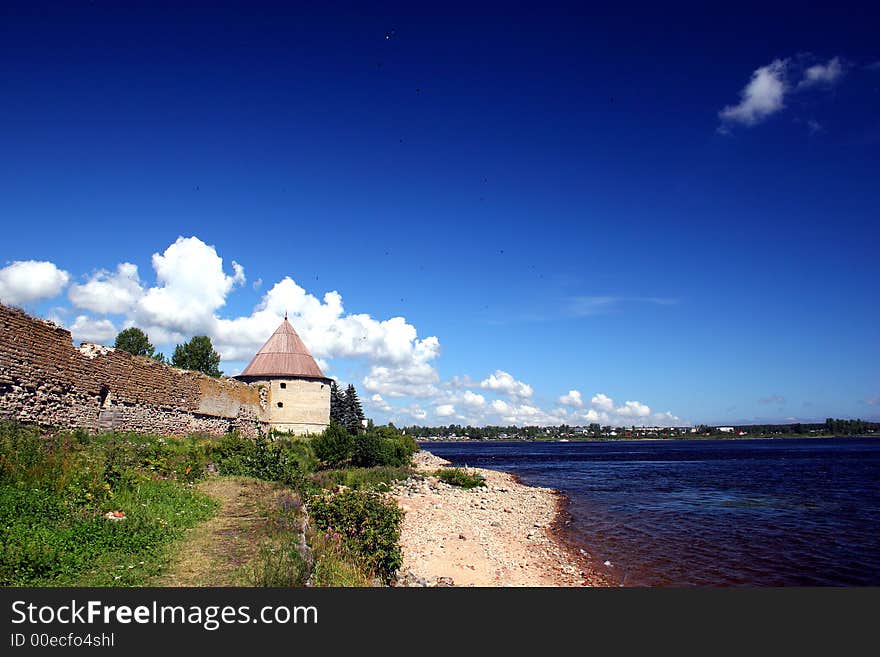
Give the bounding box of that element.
[212,433,306,487]
[435,467,486,489]
[310,421,354,468]
[308,489,403,584]
[351,425,418,468]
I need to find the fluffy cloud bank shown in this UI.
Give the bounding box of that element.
[61,238,443,395]
[13,235,683,428]
[386,380,683,428]
[718,56,847,132]
[0,260,69,306]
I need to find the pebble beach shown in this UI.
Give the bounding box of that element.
[391,451,611,587]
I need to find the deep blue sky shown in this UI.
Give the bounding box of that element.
[1,1,878,426]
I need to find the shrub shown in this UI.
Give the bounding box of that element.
[213,433,304,486]
[308,490,403,584]
[310,422,354,469]
[351,425,418,468]
[435,467,486,489]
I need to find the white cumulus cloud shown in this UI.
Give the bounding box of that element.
[591,393,615,412]
[615,400,652,417]
[69,263,144,314]
[369,394,392,412]
[719,58,790,128]
[137,236,245,334]
[798,56,845,89]
[558,390,583,407]
[435,404,456,417]
[0,260,70,306]
[69,315,117,344]
[479,370,533,399]
[362,362,440,399]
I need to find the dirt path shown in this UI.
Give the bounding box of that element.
[154,476,278,586]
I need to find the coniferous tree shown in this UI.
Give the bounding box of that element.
[343,383,365,435]
[329,381,346,425]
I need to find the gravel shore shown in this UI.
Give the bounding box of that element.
[391,450,612,587]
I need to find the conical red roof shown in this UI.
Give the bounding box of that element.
[238,318,328,379]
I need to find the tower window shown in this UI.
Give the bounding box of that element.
[280,382,286,389]
[277,402,284,408]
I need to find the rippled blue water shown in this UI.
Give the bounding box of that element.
[422,437,880,586]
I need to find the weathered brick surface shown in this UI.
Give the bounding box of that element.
[0,304,267,436]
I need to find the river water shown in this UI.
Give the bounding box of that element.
[422,437,880,586]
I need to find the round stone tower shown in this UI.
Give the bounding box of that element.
[235,315,331,435]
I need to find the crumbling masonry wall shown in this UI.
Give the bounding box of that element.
[0,304,268,436]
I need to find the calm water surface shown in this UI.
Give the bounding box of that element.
[422,437,880,586]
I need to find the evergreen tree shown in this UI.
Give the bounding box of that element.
[329,381,346,425]
[343,383,365,435]
[171,335,222,377]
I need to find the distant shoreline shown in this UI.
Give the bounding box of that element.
[417,434,878,444]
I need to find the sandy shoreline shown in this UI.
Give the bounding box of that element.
[390,450,613,587]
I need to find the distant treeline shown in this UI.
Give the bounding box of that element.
[402,418,879,440]
[401,424,563,440]
[734,418,879,436]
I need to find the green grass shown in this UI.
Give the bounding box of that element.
[309,532,372,587]
[0,421,216,586]
[434,467,486,489]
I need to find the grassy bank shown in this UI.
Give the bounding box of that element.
[0,422,216,586]
[0,420,416,587]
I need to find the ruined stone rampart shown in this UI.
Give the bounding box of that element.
[0,304,267,436]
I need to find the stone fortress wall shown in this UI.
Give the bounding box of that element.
[0,303,268,436]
